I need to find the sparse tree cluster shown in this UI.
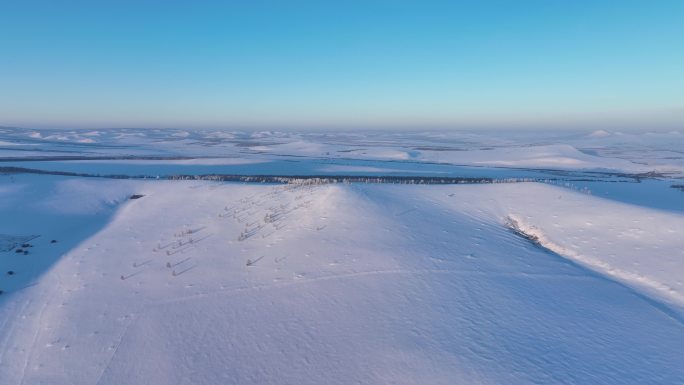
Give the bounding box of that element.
[163,174,545,185]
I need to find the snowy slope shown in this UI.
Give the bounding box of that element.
[0,177,683,384]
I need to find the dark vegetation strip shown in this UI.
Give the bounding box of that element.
[168,174,500,184]
[0,166,531,184]
[0,166,654,185]
[0,155,199,162]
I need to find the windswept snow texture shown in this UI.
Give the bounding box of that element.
[0,176,682,384]
[1,128,684,384]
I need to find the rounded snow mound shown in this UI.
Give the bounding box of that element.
[587,129,612,138]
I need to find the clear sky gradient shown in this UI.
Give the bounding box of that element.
[1,0,682,130]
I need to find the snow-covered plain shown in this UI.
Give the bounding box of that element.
[1,128,683,384]
[2,126,684,176]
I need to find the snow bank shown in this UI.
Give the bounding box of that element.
[487,184,684,307]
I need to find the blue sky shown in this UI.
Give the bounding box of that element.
[1,0,682,129]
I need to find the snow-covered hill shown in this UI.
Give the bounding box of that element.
[1,175,683,384]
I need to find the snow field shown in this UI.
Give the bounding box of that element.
[0,176,683,384]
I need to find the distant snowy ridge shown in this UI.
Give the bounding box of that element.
[3,127,684,175]
[587,129,612,138]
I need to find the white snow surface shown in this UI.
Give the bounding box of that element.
[69,158,269,166]
[1,175,683,384]
[4,127,684,175]
[417,144,648,171]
